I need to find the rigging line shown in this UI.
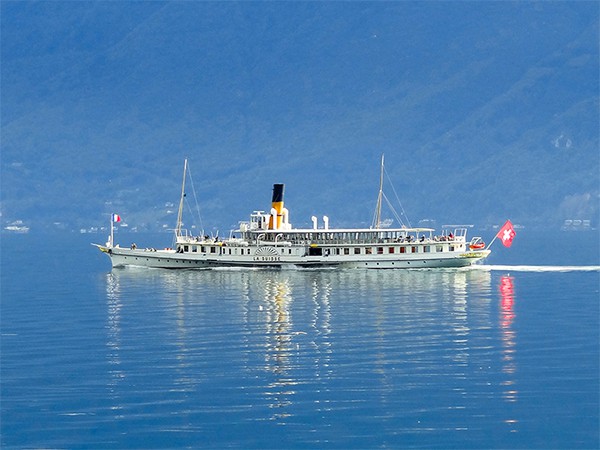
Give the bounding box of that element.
[183,199,202,235]
[185,163,204,233]
[381,192,407,228]
[383,164,411,228]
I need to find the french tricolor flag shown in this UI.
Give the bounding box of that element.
[112,213,122,223]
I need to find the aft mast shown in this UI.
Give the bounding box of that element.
[374,154,384,229]
[175,159,188,239]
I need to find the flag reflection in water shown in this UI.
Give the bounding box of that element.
[500,276,516,329]
[499,275,518,432]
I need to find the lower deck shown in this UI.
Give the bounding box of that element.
[104,241,490,269]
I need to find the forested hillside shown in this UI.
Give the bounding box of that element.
[2,2,598,232]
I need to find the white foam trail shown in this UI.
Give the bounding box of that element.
[472,264,600,273]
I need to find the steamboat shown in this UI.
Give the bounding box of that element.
[94,159,491,269]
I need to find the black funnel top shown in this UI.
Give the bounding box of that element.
[272,184,284,203]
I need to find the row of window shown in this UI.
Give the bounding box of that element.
[332,245,457,255]
[179,244,462,255]
[181,245,254,255]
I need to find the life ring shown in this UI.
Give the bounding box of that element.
[469,243,485,250]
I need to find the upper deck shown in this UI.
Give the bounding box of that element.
[237,226,467,247]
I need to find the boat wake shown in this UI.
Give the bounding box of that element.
[472,264,600,273]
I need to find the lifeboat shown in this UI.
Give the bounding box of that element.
[469,242,486,250]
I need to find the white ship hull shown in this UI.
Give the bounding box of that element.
[96,243,490,270]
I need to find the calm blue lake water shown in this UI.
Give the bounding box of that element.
[2,231,598,449]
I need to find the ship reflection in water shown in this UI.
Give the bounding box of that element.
[102,267,521,440]
[259,277,296,422]
[105,272,125,417]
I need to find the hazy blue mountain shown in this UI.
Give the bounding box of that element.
[1,1,598,234]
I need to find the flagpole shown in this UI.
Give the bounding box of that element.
[110,214,114,248]
[485,234,498,250]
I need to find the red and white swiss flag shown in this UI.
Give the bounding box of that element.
[496,220,516,247]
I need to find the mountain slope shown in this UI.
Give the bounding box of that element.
[1,2,598,231]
